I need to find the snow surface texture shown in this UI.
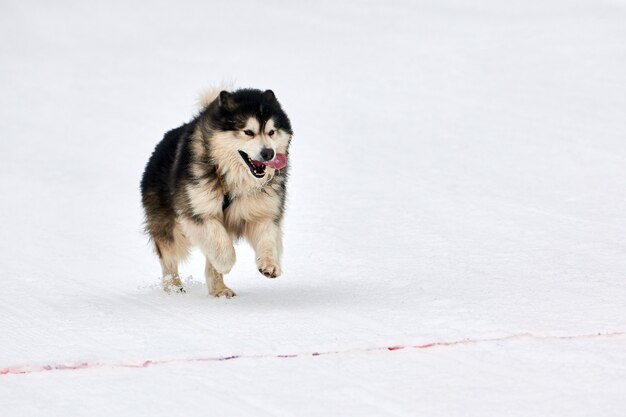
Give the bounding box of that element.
[1,0,626,416]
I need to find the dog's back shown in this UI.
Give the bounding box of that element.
[141,122,194,247]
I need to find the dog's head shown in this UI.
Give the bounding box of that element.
[204,89,292,180]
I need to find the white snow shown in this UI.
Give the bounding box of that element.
[1,0,626,416]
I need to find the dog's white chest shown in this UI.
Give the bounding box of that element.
[224,188,281,224]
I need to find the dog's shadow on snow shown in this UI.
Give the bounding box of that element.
[139,275,354,310]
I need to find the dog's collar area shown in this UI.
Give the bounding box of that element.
[222,194,231,211]
[215,167,231,211]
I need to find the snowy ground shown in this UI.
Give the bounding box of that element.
[1,0,626,415]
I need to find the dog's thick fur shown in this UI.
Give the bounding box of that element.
[140,88,292,297]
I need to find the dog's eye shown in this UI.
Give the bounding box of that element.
[268,130,275,137]
[243,130,255,137]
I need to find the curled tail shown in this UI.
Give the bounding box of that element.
[197,81,236,109]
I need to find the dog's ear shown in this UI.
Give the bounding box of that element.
[218,91,235,110]
[263,89,276,101]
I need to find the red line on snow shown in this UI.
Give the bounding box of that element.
[1,331,624,376]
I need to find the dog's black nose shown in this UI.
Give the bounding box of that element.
[260,148,275,162]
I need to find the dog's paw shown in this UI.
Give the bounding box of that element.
[210,286,236,298]
[163,275,186,294]
[257,258,281,279]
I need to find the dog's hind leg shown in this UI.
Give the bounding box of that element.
[205,259,236,298]
[159,252,183,293]
[154,225,189,293]
[245,219,283,278]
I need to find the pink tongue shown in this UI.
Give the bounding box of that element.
[264,153,287,169]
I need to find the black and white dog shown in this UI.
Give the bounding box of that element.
[141,88,293,297]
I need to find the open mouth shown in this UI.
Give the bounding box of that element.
[238,151,266,178]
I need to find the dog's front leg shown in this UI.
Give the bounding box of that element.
[184,218,236,274]
[245,219,283,278]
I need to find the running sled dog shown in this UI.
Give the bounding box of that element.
[141,88,292,297]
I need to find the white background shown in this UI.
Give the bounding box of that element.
[1,0,625,416]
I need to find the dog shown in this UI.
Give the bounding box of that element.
[140,88,293,297]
